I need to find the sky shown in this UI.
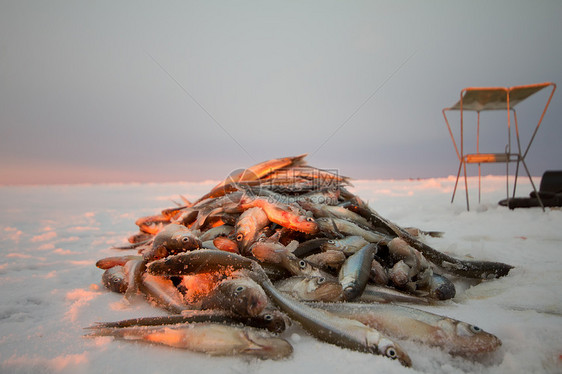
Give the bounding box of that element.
[1,0,561,185]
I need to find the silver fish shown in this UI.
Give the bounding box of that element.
[147,249,256,276]
[274,276,342,302]
[426,273,456,300]
[316,217,392,244]
[250,239,325,278]
[338,243,377,301]
[146,249,410,366]
[304,250,346,271]
[102,266,128,293]
[305,302,501,356]
[140,273,188,314]
[144,223,201,261]
[320,235,370,256]
[252,269,412,367]
[358,284,430,305]
[198,225,234,242]
[299,200,374,228]
[85,322,293,359]
[86,309,289,334]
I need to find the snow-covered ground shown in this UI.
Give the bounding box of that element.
[1,176,561,374]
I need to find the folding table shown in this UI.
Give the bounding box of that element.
[443,82,556,210]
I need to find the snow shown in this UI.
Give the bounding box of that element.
[1,176,561,374]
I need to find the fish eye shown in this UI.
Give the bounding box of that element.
[264,314,273,321]
[181,236,190,243]
[328,240,335,244]
[317,277,325,284]
[385,347,398,359]
[235,286,245,292]
[236,234,244,241]
[298,260,307,269]
[306,217,315,222]
[470,325,482,333]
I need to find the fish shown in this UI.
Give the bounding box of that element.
[255,186,340,206]
[239,196,319,234]
[135,214,170,235]
[367,259,387,285]
[299,200,374,228]
[387,237,432,276]
[320,235,370,256]
[292,238,331,257]
[85,322,293,360]
[358,284,430,305]
[197,225,234,242]
[388,237,434,291]
[145,249,411,365]
[147,249,257,276]
[338,243,378,301]
[304,250,346,271]
[95,255,143,269]
[85,309,289,334]
[388,260,412,289]
[346,204,514,279]
[403,227,444,238]
[143,224,202,262]
[124,257,147,300]
[234,207,269,254]
[178,270,268,318]
[250,239,325,278]
[205,274,269,318]
[101,266,128,293]
[140,273,188,314]
[316,218,392,244]
[210,154,308,193]
[274,276,342,302]
[252,268,411,366]
[127,231,153,244]
[212,236,239,254]
[261,165,351,187]
[305,302,501,356]
[426,273,456,300]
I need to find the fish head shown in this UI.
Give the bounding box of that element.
[240,330,294,360]
[250,241,286,263]
[102,266,128,293]
[320,239,342,252]
[142,244,169,262]
[449,321,502,355]
[428,274,456,300]
[290,215,319,234]
[234,224,254,252]
[259,309,291,333]
[149,223,199,258]
[219,278,268,317]
[342,285,362,302]
[172,232,202,253]
[307,276,343,302]
[374,336,412,367]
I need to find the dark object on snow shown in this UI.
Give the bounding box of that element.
[499,170,562,209]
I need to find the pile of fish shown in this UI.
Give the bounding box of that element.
[86,154,513,367]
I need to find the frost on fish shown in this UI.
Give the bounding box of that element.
[85,323,293,359]
[90,155,513,366]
